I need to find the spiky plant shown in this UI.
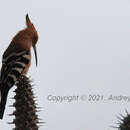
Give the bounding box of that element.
[116,110,130,130]
[10,75,41,130]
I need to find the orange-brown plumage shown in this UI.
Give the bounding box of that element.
[12,14,38,51]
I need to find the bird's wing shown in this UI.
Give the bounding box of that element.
[0,43,30,88]
[0,43,30,119]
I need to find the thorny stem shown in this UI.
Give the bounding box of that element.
[10,75,40,130]
[116,110,130,130]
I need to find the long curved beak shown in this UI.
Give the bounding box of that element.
[33,46,38,66]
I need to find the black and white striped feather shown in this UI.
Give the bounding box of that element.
[0,43,30,119]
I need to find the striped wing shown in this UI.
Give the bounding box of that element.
[0,43,30,88]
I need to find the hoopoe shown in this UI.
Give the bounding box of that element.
[0,14,38,119]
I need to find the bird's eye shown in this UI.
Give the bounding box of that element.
[33,35,38,44]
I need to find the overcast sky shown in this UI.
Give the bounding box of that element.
[0,0,130,130]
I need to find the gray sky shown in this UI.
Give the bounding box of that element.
[0,0,130,130]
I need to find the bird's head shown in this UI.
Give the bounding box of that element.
[26,14,38,66]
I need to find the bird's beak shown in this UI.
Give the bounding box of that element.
[33,45,38,66]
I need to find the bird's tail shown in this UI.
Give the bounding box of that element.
[0,86,9,119]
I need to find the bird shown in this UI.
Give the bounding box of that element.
[0,14,38,119]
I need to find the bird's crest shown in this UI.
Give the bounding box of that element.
[26,14,34,30]
[26,14,38,43]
